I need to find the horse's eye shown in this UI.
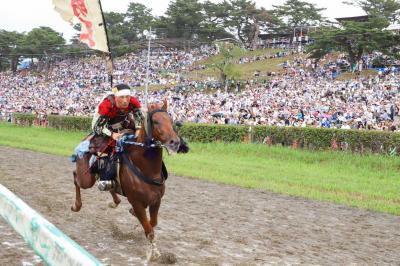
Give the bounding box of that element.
[153,121,159,125]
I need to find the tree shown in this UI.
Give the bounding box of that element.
[248,7,281,49]
[104,12,127,47]
[0,28,67,72]
[125,2,155,41]
[155,0,234,42]
[162,0,204,39]
[272,0,326,30]
[0,30,24,71]
[307,21,400,65]
[13,27,65,73]
[18,27,65,58]
[209,42,243,84]
[201,1,233,40]
[103,12,141,56]
[307,0,400,65]
[223,0,279,48]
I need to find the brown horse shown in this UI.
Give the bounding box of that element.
[71,99,180,260]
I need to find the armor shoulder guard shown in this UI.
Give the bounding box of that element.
[93,115,112,136]
[98,97,114,116]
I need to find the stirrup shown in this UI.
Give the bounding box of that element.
[97,180,116,191]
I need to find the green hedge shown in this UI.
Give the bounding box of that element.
[12,113,400,155]
[180,123,400,155]
[13,113,36,126]
[252,125,400,154]
[48,115,91,131]
[12,113,92,131]
[179,123,249,142]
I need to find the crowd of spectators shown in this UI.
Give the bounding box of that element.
[144,71,400,131]
[0,46,215,116]
[1,45,400,131]
[238,50,290,64]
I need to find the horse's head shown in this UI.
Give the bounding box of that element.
[145,99,180,154]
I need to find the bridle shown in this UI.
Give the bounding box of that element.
[144,109,169,149]
[116,108,169,150]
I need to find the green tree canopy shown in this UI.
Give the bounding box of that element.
[207,42,244,84]
[125,2,155,41]
[0,27,65,72]
[307,0,400,65]
[223,0,279,47]
[0,30,24,71]
[162,0,204,39]
[18,27,65,57]
[308,22,399,65]
[200,1,234,40]
[103,11,146,56]
[272,0,326,30]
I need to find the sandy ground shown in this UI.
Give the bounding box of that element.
[0,146,399,266]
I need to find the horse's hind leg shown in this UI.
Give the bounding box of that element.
[71,171,82,212]
[71,154,96,212]
[108,191,121,208]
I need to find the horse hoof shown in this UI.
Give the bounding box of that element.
[146,244,161,262]
[151,250,161,261]
[71,204,81,212]
[108,202,119,209]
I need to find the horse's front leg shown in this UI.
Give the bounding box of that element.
[131,202,160,261]
[147,200,162,260]
[149,199,161,228]
[132,203,153,240]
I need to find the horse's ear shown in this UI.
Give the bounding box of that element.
[162,97,168,111]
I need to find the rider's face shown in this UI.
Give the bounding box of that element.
[116,95,130,109]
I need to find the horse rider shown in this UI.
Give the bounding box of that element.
[72,83,189,191]
[91,83,144,191]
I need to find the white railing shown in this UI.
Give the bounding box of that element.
[0,184,103,266]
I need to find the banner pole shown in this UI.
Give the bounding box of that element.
[98,0,113,88]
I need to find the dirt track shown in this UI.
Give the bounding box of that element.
[0,146,399,266]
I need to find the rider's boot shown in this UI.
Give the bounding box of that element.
[98,180,116,191]
[95,155,117,191]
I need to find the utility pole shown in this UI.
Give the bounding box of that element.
[299,27,303,52]
[144,27,155,108]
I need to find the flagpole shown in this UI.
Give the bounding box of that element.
[97,0,113,88]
